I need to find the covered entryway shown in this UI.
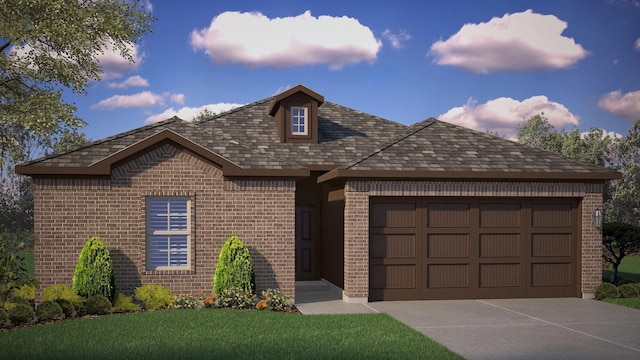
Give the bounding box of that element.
[369,197,580,301]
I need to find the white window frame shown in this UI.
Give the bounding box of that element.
[146,197,191,271]
[291,106,308,135]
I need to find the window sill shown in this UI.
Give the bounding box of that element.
[144,269,194,275]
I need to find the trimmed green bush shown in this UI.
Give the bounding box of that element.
[8,303,35,325]
[73,236,115,301]
[0,307,8,326]
[618,283,639,298]
[42,285,85,309]
[55,298,77,318]
[134,284,174,310]
[85,295,112,315]
[12,284,35,301]
[595,282,620,300]
[36,300,64,321]
[213,235,255,295]
[3,296,30,310]
[112,293,140,313]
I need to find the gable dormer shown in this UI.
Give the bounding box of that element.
[269,85,324,144]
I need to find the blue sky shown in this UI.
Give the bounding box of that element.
[65,0,640,141]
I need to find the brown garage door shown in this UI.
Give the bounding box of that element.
[369,198,579,301]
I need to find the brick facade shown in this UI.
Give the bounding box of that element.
[33,143,295,300]
[343,180,604,301]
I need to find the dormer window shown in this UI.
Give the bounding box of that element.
[291,106,308,135]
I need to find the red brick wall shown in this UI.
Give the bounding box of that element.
[343,180,605,300]
[33,143,295,300]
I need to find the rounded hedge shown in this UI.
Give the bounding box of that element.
[42,285,85,309]
[134,284,174,310]
[8,303,36,325]
[0,308,9,327]
[618,283,639,298]
[213,236,255,295]
[55,298,77,318]
[85,295,112,315]
[595,282,620,300]
[73,236,115,301]
[36,301,64,321]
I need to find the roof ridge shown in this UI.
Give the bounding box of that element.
[342,118,436,169]
[20,117,183,166]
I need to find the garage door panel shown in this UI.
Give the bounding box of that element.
[371,264,416,289]
[480,203,521,228]
[427,264,469,288]
[532,203,573,228]
[480,264,520,287]
[428,203,470,228]
[531,234,572,257]
[371,203,416,228]
[427,234,469,258]
[371,234,416,259]
[531,263,572,287]
[480,234,520,257]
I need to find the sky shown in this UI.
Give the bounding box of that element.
[63,0,640,141]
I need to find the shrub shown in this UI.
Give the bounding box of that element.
[618,283,639,298]
[213,236,255,295]
[85,295,112,315]
[42,285,85,309]
[3,296,30,310]
[261,288,290,309]
[173,294,201,309]
[112,292,140,313]
[13,284,35,301]
[215,287,253,309]
[595,282,620,300]
[73,237,115,301]
[55,298,77,318]
[8,303,36,325]
[0,234,40,308]
[134,284,174,310]
[0,308,8,326]
[36,300,64,321]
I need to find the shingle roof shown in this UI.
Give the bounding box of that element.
[16,88,620,181]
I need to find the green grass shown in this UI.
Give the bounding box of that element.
[603,256,640,283]
[603,298,640,310]
[17,251,34,278]
[0,309,462,360]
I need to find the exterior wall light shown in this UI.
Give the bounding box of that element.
[592,208,603,230]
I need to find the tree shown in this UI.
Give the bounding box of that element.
[73,237,115,301]
[1,0,154,169]
[0,233,39,307]
[602,222,640,283]
[607,120,640,226]
[213,236,256,295]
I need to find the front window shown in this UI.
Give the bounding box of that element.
[146,197,190,270]
[291,106,308,135]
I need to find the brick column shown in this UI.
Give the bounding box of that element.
[581,190,604,298]
[343,187,369,303]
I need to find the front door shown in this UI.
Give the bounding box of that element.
[295,205,319,280]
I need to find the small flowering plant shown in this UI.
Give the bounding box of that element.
[173,294,201,309]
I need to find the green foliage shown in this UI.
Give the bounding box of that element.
[13,284,35,300]
[595,282,620,300]
[42,285,85,309]
[3,296,30,310]
[85,295,112,315]
[173,294,201,309]
[214,287,254,309]
[8,303,35,325]
[213,235,256,295]
[0,307,8,326]
[134,284,174,310]
[112,292,140,313]
[73,236,115,301]
[36,300,64,321]
[261,288,291,309]
[55,298,76,318]
[618,283,639,298]
[602,222,640,283]
[0,234,39,307]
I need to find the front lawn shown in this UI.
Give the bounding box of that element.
[603,256,640,283]
[0,309,461,359]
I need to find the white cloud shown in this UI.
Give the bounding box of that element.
[190,10,382,69]
[144,103,244,124]
[635,37,640,51]
[107,75,149,89]
[97,41,145,79]
[429,9,588,73]
[91,91,184,110]
[598,90,640,120]
[438,96,579,139]
[382,29,411,49]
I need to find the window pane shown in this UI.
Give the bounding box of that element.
[170,215,187,231]
[169,199,187,214]
[170,235,188,250]
[150,215,168,231]
[149,200,168,215]
[169,252,188,266]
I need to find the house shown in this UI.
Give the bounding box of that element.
[16,85,620,303]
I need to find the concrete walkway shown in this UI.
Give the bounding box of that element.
[295,283,640,359]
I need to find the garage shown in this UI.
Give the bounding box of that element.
[370,197,580,301]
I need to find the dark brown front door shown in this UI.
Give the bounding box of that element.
[296,205,319,280]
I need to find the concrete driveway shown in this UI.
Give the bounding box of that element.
[368,298,640,360]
